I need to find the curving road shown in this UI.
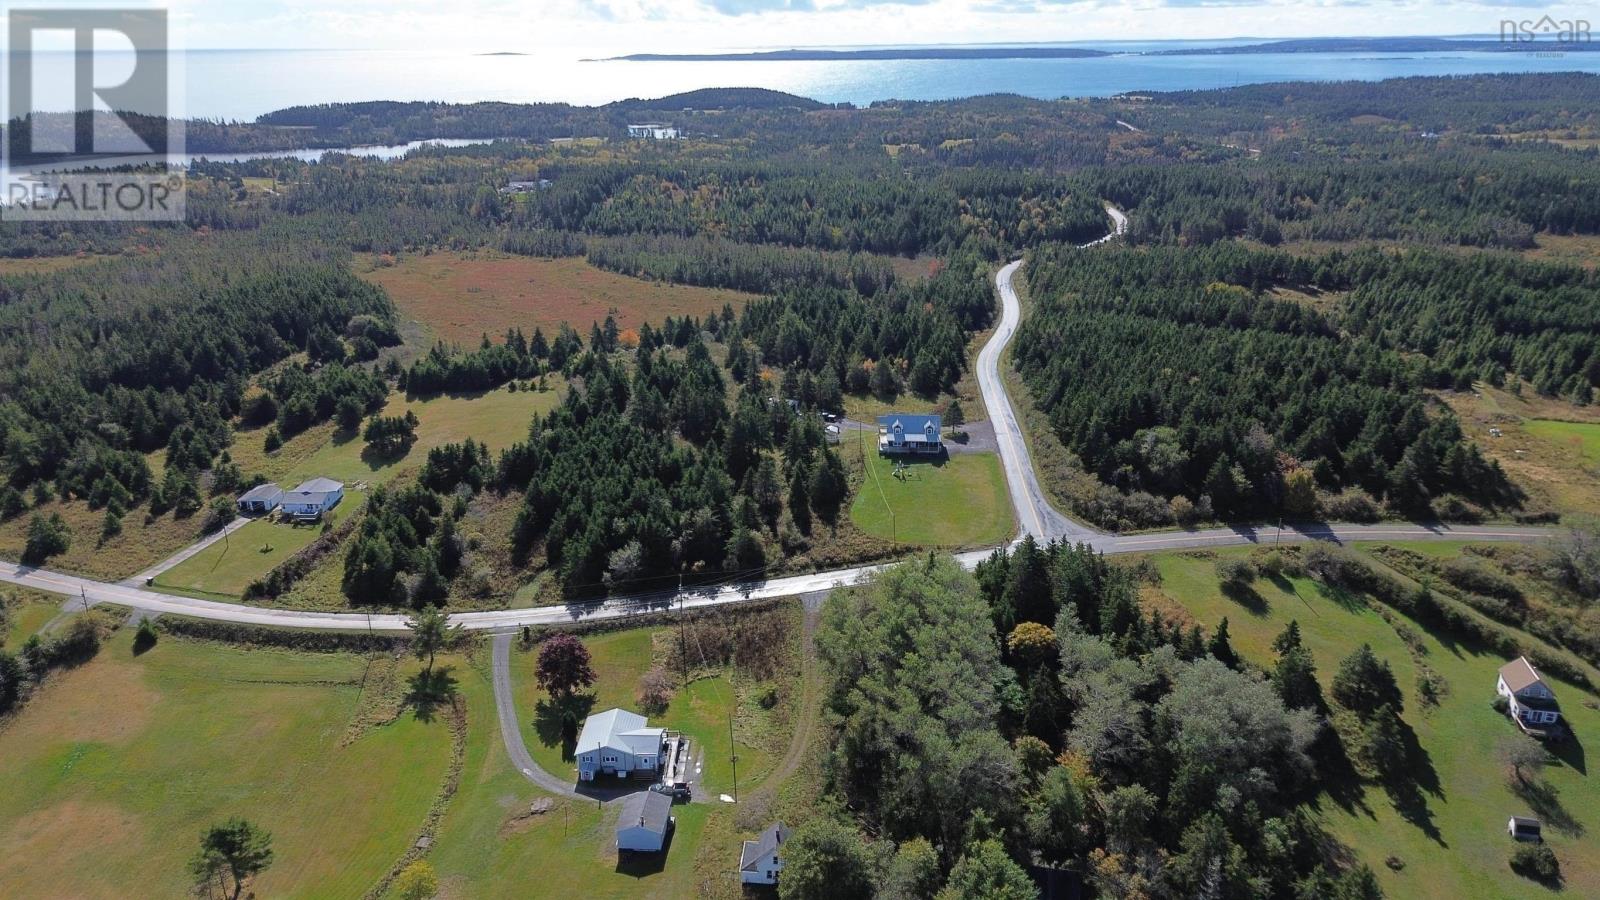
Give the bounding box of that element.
[979,205,1125,540]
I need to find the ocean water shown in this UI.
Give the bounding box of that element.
[169,44,1600,120]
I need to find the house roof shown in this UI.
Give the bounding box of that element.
[877,414,941,434]
[740,822,789,871]
[617,790,673,835]
[1499,657,1546,694]
[1510,816,1541,829]
[290,477,344,494]
[577,708,664,756]
[237,483,282,503]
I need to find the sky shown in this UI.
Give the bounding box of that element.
[154,0,1588,52]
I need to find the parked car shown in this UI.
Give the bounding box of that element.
[651,781,692,801]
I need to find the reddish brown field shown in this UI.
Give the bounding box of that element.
[359,252,756,345]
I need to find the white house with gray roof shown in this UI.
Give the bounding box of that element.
[616,789,675,852]
[576,708,665,781]
[740,822,790,885]
[1497,656,1562,735]
[280,477,344,519]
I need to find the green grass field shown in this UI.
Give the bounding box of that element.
[848,450,1013,548]
[0,629,453,899]
[510,628,778,798]
[1149,545,1600,899]
[3,589,61,647]
[1524,419,1600,466]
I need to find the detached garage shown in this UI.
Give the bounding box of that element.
[616,790,675,853]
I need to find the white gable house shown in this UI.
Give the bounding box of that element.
[739,822,790,885]
[576,708,665,781]
[877,414,943,456]
[1497,656,1562,735]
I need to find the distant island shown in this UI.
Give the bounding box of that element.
[1156,36,1600,55]
[602,47,1111,62]
[605,36,1600,63]
[476,51,527,56]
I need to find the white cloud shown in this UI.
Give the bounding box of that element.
[171,0,1584,50]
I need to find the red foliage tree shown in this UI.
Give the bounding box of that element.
[536,633,596,700]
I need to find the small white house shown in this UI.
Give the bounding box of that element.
[280,477,344,520]
[236,482,283,515]
[1497,656,1562,734]
[616,790,675,853]
[576,708,665,781]
[739,822,790,885]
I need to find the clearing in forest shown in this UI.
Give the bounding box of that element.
[360,253,755,346]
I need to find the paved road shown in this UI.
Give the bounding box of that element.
[978,205,1126,540]
[0,522,1551,635]
[122,516,252,586]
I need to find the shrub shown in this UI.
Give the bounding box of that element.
[1440,558,1522,603]
[1509,843,1560,884]
[22,512,71,564]
[1321,489,1381,523]
[1216,557,1257,588]
[636,665,673,714]
[132,618,159,654]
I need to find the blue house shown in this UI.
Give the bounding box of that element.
[877,414,943,456]
[280,477,345,520]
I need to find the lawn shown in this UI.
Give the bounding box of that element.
[151,509,352,599]
[1148,545,1600,899]
[1524,419,1600,466]
[360,253,755,347]
[0,629,453,899]
[848,450,1013,548]
[510,628,780,799]
[3,588,62,647]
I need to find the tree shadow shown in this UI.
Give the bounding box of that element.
[535,692,596,762]
[406,666,459,723]
[1220,581,1269,617]
[359,442,413,471]
[1512,776,1586,837]
[1379,717,1447,846]
[1309,725,1373,816]
[1311,580,1368,615]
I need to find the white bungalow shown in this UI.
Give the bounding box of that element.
[576,708,665,781]
[280,477,344,520]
